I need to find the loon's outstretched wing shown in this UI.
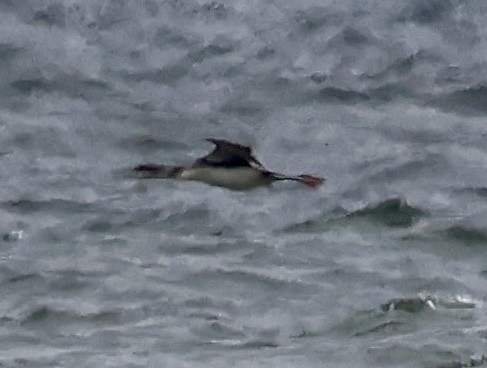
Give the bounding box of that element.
[192,138,267,170]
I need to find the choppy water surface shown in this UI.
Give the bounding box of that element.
[1,1,487,367]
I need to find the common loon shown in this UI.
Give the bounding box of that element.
[134,138,325,190]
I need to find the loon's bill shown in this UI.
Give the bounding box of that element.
[134,138,325,190]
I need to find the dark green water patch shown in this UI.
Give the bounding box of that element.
[21,306,69,326]
[21,305,121,327]
[443,226,487,245]
[458,187,487,198]
[3,199,95,215]
[282,198,425,233]
[318,87,370,103]
[348,198,427,227]
[10,76,110,101]
[427,84,487,116]
[8,273,40,284]
[242,339,279,349]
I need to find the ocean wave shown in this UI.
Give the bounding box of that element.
[318,87,370,104]
[187,267,312,297]
[347,198,427,227]
[397,0,454,24]
[442,225,487,245]
[3,198,96,214]
[283,198,426,233]
[10,76,110,101]
[20,305,121,327]
[428,84,487,116]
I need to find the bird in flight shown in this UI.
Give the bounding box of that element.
[134,138,325,190]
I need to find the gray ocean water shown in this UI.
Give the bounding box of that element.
[1,1,487,367]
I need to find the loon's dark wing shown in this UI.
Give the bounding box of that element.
[192,138,267,170]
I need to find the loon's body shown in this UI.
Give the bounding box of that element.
[134,138,324,190]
